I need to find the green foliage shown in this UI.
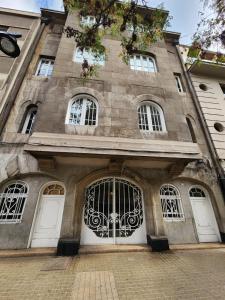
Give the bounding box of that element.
[64,0,170,78]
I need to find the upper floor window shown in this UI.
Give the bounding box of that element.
[130,54,157,73]
[21,106,37,134]
[160,184,184,221]
[0,181,28,223]
[36,57,55,77]
[186,117,197,143]
[0,25,9,32]
[74,48,105,66]
[66,95,98,126]
[81,16,96,27]
[220,84,225,96]
[174,73,185,93]
[138,102,166,132]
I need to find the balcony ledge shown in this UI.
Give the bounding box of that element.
[24,132,202,160]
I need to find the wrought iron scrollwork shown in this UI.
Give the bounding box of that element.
[84,178,143,238]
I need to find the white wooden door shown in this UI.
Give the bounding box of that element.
[190,191,220,243]
[31,195,65,247]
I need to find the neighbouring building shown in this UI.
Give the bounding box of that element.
[0,5,225,253]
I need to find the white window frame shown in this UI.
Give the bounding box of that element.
[129,54,157,73]
[138,101,166,132]
[80,15,96,27]
[160,184,185,222]
[73,48,105,66]
[0,181,28,224]
[35,57,55,77]
[174,74,184,93]
[65,95,98,126]
[21,106,37,134]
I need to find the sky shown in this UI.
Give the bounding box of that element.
[0,0,206,45]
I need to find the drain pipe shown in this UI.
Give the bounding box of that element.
[176,45,225,206]
[0,16,49,137]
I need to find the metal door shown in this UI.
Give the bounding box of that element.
[81,178,146,245]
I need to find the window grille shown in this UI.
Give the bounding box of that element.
[129,54,156,72]
[74,48,105,66]
[174,73,184,93]
[21,106,37,134]
[0,181,28,223]
[138,102,165,132]
[160,184,184,221]
[43,184,64,195]
[36,57,55,77]
[67,96,97,126]
[189,187,206,198]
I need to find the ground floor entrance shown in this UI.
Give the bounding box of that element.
[80,177,147,245]
[31,184,65,247]
[189,186,220,243]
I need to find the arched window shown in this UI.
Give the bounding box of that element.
[160,184,184,221]
[66,95,98,126]
[129,54,157,72]
[186,117,197,143]
[0,181,28,223]
[43,184,64,195]
[21,106,37,134]
[189,187,206,198]
[138,102,166,132]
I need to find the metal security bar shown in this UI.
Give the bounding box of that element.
[160,184,184,221]
[138,103,163,132]
[0,182,28,223]
[84,178,143,239]
[69,97,97,125]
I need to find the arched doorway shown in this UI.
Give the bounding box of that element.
[189,186,221,243]
[80,177,147,245]
[31,183,65,247]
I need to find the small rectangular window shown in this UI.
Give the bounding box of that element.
[0,25,9,32]
[174,73,185,93]
[220,84,225,96]
[36,57,55,77]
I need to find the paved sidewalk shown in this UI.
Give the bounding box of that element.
[1,248,225,299]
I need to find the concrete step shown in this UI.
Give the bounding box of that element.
[79,244,150,255]
[170,243,225,251]
[0,247,56,258]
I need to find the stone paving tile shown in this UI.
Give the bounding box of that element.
[0,249,225,299]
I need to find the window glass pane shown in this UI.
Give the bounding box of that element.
[69,98,83,125]
[74,48,104,66]
[37,58,54,77]
[130,54,156,72]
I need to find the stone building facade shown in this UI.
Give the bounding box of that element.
[0,6,225,252]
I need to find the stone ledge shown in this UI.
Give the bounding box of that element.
[0,247,56,258]
[25,132,202,160]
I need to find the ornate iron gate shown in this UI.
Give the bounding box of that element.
[83,178,144,241]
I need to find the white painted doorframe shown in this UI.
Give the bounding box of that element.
[190,191,220,243]
[31,193,65,248]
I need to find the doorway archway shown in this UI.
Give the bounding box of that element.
[80,177,147,245]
